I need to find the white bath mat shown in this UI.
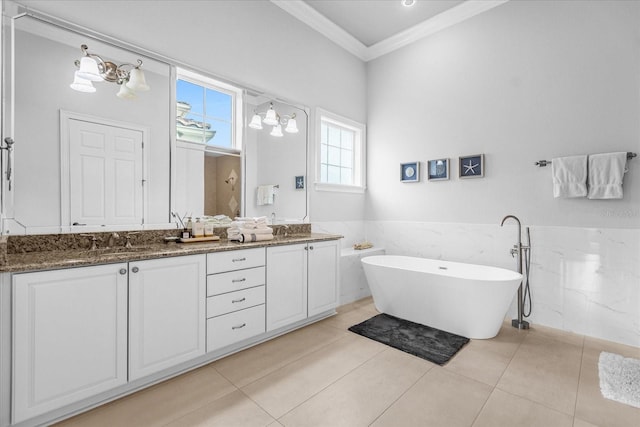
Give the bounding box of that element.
[598,351,640,408]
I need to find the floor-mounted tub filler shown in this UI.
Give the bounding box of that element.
[361,255,522,339]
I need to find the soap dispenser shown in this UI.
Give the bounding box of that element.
[186,217,193,238]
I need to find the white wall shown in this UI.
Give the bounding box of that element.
[14,0,368,223]
[365,0,640,346]
[366,0,640,228]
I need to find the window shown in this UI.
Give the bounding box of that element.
[176,68,242,151]
[316,109,366,192]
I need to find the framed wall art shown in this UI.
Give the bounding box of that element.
[427,158,449,181]
[459,154,484,179]
[400,162,420,183]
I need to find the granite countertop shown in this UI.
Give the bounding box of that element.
[1,232,342,273]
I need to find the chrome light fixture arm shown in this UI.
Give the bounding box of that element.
[76,44,143,85]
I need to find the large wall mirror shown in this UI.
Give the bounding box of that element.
[1,6,308,235]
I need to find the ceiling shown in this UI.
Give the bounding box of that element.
[271,0,509,61]
[305,0,465,47]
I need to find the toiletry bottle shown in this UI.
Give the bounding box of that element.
[204,221,214,237]
[193,218,204,237]
[186,217,193,238]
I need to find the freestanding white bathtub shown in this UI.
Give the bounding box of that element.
[361,255,522,339]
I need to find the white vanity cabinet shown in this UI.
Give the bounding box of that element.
[12,264,129,423]
[128,255,206,380]
[307,240,340,317]
[266,240,339,331]
[266,243,308,331]
[206,248,266,352]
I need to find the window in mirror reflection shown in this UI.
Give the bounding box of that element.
[176,69,241,151]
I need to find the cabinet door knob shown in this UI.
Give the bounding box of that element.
[304,246,308,251]
[309,245,314,250]
[119,268,127,275]
[131,266,139,273]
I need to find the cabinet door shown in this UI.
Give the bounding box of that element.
[129,255,206,380]
[266,244,308,331]
[308,240,339,317]
[13,264,128,423]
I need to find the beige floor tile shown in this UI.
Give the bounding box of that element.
[528,323,585,347]
[279,348,432,427]
[241,335,385,419]
[572,418,600,427]
[56,366,237,427]
[574,342,640,427]
[164,390,274,427]
[319,306,379,331]
[371,367,492,427]
[473,389,573,427]
[213,322,346,388]
[445,324,526,386]
[497,333,583,415]
[583,336,640,358]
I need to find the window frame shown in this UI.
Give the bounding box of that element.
[315,108,366,193]
[176,67,243,153]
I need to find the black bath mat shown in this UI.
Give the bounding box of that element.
[348,313,469,365]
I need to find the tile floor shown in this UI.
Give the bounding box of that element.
[57,298,640,427]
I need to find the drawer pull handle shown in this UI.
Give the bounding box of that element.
[232,257,246,262]
[232,278,246,283]
[232,323,246,330]
[232,297,246,303]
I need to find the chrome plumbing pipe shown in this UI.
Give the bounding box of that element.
[500,214,530,330]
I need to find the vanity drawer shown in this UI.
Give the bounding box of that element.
[207,285,265,318]
[207,304,265,352]
[207,266,265,296]
[207,248,265,274]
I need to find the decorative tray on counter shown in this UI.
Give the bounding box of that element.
[178,236,221,243]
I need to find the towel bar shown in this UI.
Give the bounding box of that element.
[535,152,637,167]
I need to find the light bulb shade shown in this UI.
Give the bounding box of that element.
[270,124,283,137]
[284,118,299,133]
[263,107,278,126]
[76,56,102,81]
[69,71,96,93]
[249,114,263,129]
[125,68,150,91]
[116,83,137,99]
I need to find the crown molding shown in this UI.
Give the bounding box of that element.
[271,0,510,62]
[270,0,368,60]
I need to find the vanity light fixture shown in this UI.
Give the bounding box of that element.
[70,44,150,99]
[249,102,299,136]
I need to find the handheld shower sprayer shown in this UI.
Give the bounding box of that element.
[500,215,532,330]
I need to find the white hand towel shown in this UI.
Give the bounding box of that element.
[552,155,588,198]
[587,152,627,199]
[256,185,276,206]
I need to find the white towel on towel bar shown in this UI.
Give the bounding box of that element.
[257,185,276,206]
[552,155,588,198]
[587,152,627,199]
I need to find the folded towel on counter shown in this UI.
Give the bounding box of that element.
[552,155,588,198]
[587,152,627,199]
[229,233,274,243]
[257,185,277,206]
